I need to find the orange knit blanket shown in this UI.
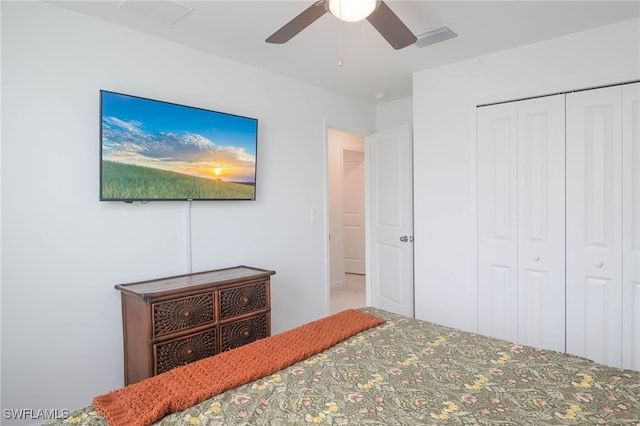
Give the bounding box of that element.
[93,309,384,426]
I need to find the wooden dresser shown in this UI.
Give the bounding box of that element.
[115,265,275,385]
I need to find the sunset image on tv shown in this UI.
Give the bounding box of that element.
[100,91,258,201]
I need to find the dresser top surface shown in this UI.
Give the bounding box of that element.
[115,266,275,298]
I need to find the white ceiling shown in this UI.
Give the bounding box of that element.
[51,1,639,102]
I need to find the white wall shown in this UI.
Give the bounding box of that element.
[413,18,640,333]
[376,97,412,130]
[0,1,375,422]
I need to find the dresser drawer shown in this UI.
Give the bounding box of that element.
[154,327,218,375]
[219,281,268,319]
[220,313,269,352]
[152,293,215,338]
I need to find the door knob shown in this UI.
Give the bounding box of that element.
[400,236,408,242]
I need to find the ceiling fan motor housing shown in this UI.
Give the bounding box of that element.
[324,0,382,23]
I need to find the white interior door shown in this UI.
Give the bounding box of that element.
[516,94,565,352]
[477,103,518,343]
[368,123,414,317]
[622,82,640,371]
[328,129,365,288]
[566,86,623,368]
[343,150,365,274]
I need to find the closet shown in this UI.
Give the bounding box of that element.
[477,82,639,370]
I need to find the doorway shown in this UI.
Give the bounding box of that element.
[327,128,366,314]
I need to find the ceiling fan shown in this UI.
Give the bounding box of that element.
[266,0,417,50]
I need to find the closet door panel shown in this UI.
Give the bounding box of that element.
[566,86,622,368]
[623,82,640,371]
[517,94,565,352]
[477,103,518,343]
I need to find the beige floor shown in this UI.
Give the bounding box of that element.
[330,273,366,314]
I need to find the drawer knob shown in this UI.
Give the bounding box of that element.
[179,344,198,360]
[595,260,603,268]
[177,307,194,320]
[241,296,251,306]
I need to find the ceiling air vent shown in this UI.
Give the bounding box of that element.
[118,0,193,25]
[414,26,457,48]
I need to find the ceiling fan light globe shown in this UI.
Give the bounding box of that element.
[327,0,378,23]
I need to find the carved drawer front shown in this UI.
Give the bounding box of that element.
[220,313,269,352]
[219,282,268,320]
[153,293,215,337]
[154,328,217,375]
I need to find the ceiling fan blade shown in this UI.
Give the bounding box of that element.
[266,2,327,44]
[366,1,417,50]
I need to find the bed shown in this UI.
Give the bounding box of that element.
[47,307,639,425]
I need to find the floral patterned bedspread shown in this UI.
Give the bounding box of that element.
[47,308,639,425]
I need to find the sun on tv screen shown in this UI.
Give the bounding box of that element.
[100,90,258,201]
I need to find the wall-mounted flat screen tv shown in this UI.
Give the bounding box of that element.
[100,90,258,201]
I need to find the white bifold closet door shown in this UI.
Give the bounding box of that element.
[477,102,518,343]
[622,82,640,371]
[516,96,566,352]
[565,82,640,369]
[477,94,565,351]
[566,86,623,368]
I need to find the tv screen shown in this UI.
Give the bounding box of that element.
[100,90,258,201]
